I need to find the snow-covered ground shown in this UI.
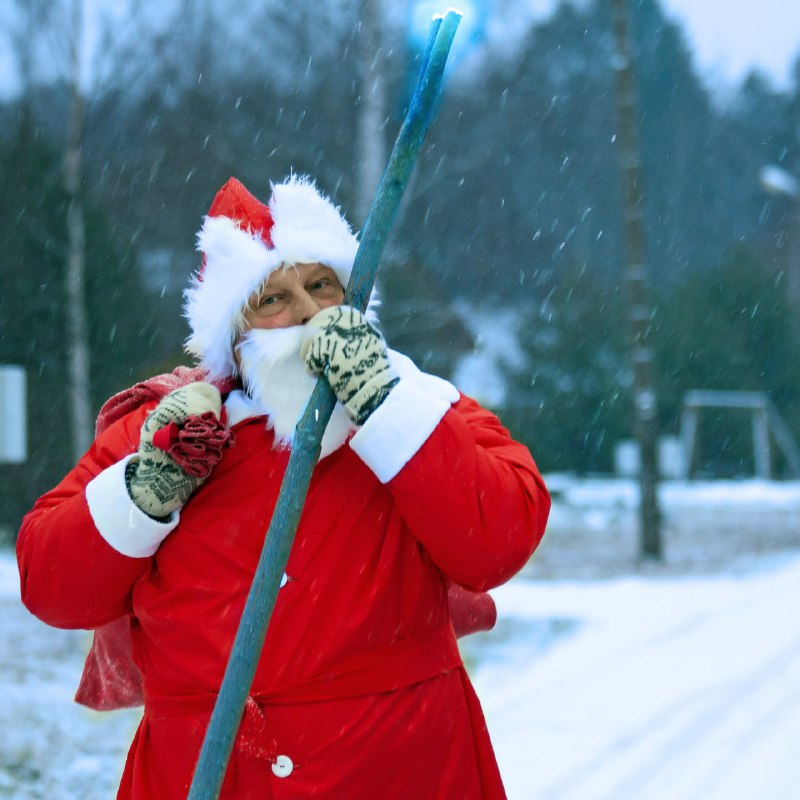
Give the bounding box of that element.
[3,478,800,799]
[473,554,800,799]
[0,556,140,799]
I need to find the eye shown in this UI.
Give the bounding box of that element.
[259,294,279,306]
[308,275,343,296]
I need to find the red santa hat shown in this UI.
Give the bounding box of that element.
[184,175,361,381]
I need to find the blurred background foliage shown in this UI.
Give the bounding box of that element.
[1,0,799,530]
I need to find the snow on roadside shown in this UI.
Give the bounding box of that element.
[1,551,140,799]
[546,475,800,509]
[474,551,800,800]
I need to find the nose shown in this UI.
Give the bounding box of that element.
[294,290,323,326]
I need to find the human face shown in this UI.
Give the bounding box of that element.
[242,262,344,331]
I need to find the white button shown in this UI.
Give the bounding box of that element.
[272,754,293,778]
[279,573,289,588]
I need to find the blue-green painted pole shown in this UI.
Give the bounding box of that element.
[186,10,461,800]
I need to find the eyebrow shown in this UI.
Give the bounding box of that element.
[306,267,338,282]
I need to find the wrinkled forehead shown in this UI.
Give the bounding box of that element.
[255,262,342,291]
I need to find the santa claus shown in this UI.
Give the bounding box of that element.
[17,175,550,799]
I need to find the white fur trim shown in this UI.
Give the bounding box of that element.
[185,216,282,381]
[85,455,179,558]
[224,388,267,428]
[319,403,358,460]
[184,176,360,381]
[269,176,359,278]
[349,352,459,483]
[223,389,355,461]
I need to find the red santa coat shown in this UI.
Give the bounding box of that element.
[17,357,550,799]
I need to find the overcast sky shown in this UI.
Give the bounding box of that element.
[661,0,798,90]
[0,1,797,97]
[478,0,797,93]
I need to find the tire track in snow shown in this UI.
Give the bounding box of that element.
[537,632,800,800]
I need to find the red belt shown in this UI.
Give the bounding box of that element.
[144,623,463,760]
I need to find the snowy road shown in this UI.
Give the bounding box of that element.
[473,553,800,799]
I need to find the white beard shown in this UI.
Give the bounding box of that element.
[236,326,357,458]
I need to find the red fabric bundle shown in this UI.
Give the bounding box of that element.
[75,616,143,710]
[94,366,237,438]
[447,582,497,637]
[151,411,234,478]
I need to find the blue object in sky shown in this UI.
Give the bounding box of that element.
[407,0,488,63]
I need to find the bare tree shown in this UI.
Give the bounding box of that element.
[356,0,388,225]
[7,0,186,459]
[6,0,92,459]
[63,0,93,460]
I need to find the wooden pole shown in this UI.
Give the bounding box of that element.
[610,0,662,560]
[186,11,461,799]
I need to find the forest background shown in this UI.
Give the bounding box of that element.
[1,0,799,533]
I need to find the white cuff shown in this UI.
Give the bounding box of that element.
[350,370,458,483]
[85,454,180,558]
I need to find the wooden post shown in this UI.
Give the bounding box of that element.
[680,404,698,481]
[610,0,662,560]
[752,406,772,479]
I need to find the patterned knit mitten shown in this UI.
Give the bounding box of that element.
[126,382,224,518]
[301,306,399,425]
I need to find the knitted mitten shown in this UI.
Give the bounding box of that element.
[301,306,399,425]
[126,382,227,518]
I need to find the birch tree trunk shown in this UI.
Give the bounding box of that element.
[356,0,387,225]
[64,0,92,459]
